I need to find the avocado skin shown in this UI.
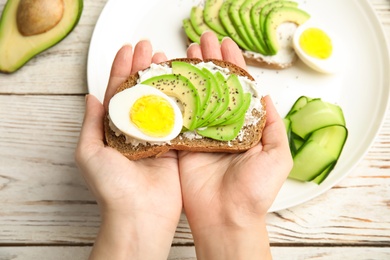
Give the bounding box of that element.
[0,0,84,73]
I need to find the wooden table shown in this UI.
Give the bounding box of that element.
[1,0,389,259]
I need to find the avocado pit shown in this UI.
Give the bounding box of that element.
[17,0,64,36]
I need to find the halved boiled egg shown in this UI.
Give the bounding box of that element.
[109,84,183,142]
[293,20,342,74]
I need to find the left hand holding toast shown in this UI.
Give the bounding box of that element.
[75,41,182,260]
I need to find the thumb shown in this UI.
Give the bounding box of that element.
[261,95,290,153]
[78,94,106,150]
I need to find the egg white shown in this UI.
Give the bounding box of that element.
[108,84,183,142]
[293,20,342,74]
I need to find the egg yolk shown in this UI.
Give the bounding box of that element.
[299,28,332,59]
[130,95,175,137]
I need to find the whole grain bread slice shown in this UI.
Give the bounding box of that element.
[104,58,266,160]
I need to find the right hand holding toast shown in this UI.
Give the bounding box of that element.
[179,32,293,259]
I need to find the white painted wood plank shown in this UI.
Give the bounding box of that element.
[1,246,390,260]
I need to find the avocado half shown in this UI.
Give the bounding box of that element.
[0,0,83,73]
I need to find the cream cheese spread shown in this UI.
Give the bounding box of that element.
[243,23,298,66]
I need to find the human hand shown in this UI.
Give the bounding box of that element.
[75,40,182,260]
[179,32,293,259]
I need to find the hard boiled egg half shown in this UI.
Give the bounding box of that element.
[293,20,342,74]
[109,84,183,142]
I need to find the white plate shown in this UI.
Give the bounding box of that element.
[87,0,390,212]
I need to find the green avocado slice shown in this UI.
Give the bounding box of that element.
[204,0,228,36]
[250,0,279,55]
[228,0,257,52]
[171,61,212,127]
[264,6,310,55]
[196,113,246,141]
[190,6,225,42]
[199,71,230,127]
[239,0,268,54]
[0,0,83,73]
[208,74,244,127]
[259,1,298,33]
[182,18,200,44]
[219,0,251,50]
[198,68,223,126]
[222,92,252,125]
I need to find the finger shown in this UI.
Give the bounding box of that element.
[221,37,246,69]
[187,43,203,59]
[103,44,133,110]
[152,51,168,64]
[261,95,290,152]
[131,39,153,74]
[200,31,223,60]
[78,95,106,150]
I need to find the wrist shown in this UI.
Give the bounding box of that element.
[191,217,271,260]
[90,211,177,260]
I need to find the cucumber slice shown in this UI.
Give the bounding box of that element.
[309,125,348,157]
[283,117,291,133]
[284,96,348,184]
[290,99,345,139]
[285,96,314,118]
[288,125,348,183]
[290,132,304,156]
[289,140,336,182]
[312,161,336,184]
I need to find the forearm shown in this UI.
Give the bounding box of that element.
[192,218,272,260]
[89,212,176,260]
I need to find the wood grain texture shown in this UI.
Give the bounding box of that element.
[1,246,390,260]
[0,0,389,259]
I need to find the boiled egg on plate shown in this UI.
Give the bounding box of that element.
[293,20,342,74]
[109,84,183,142]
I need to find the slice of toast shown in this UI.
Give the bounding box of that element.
[104,58,266,160]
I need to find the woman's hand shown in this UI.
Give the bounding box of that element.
[179,32,293,259]
[75,40,182,260]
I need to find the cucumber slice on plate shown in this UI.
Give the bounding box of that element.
[289,140,337,182]
[289,98,345,139]
[284,97,348,184]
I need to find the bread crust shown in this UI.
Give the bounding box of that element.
[242,51,296,70]
[104,58,266,160]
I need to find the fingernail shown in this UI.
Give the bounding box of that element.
[122,42,132,47]
[221,36,232,43]
[201,30,213,36]
[139,37,150,42]
[188,42,199,48]
[85,94,89,103]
